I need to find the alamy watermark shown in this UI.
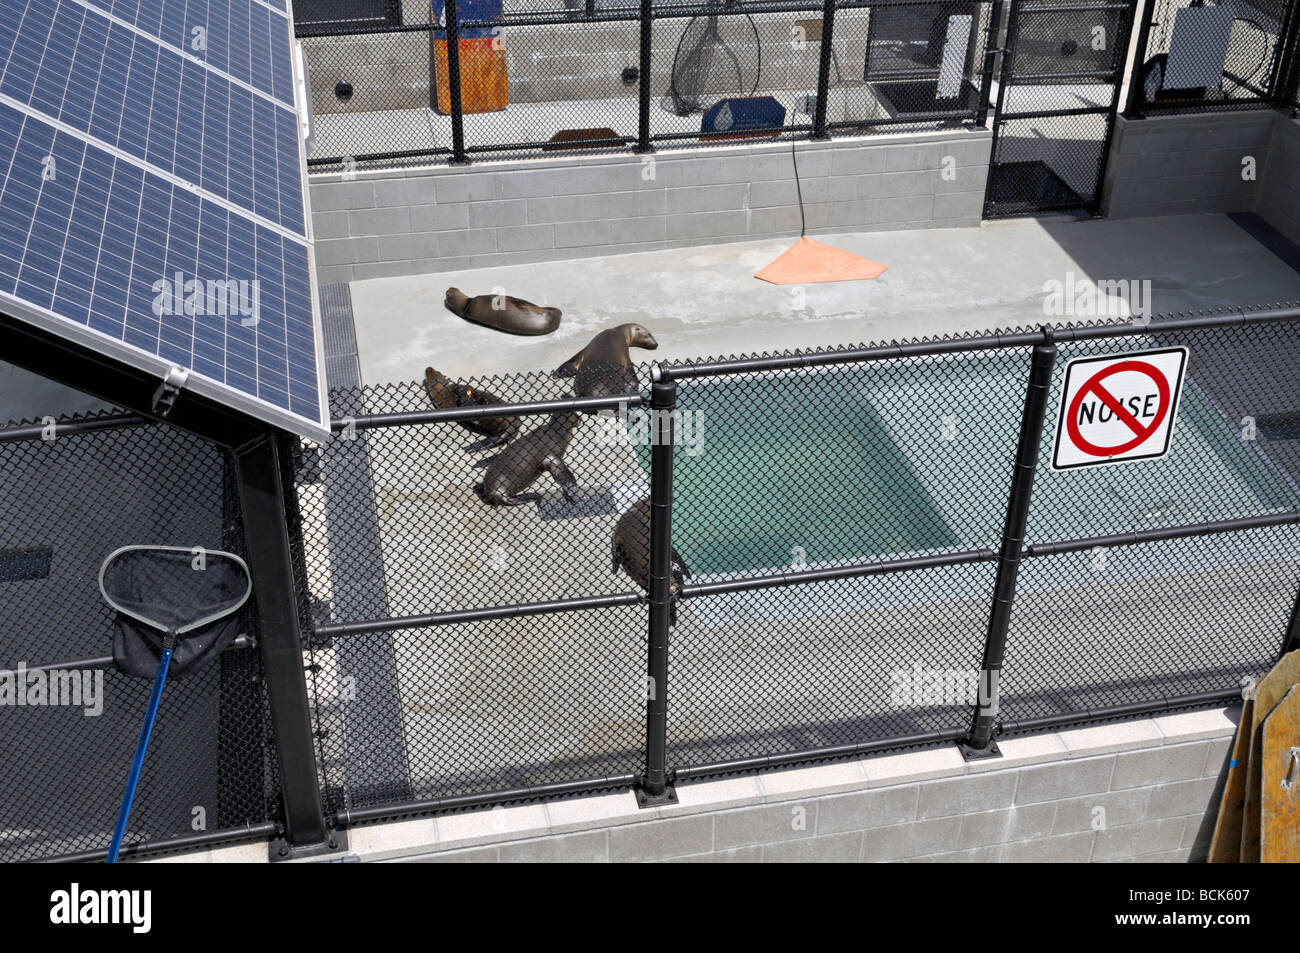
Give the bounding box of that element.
[0,663,103,716]
[152,271,260,327]
[595,402,705,456]
[1043,272,1152,322]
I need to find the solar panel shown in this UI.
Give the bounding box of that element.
[0,0,327,439]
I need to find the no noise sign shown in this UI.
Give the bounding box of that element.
[1051,348,1188,470]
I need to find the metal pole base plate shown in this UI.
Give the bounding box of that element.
[635,784,679,809]
[268,828,350,862]
[957,739,1003,762]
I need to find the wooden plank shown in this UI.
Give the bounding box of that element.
[1208,695,1253,863]
[1240,650,1300,862]
[1261,686,1300,863]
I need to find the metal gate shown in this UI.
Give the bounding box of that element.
[984,0,1139,217]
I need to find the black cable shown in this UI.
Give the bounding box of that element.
[791,139,806,237]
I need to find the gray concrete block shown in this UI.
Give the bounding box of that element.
[636,189,668,215]
[404,845,500,863]
[580,191,642,222]
[932,190,983,222]
[499,170,565,200]
[377,232,441,261]
[525,195,575,223]
[817,785,919,834]
[762,831,864,863]
[665,210,749,241]
[437,229,496,257]
[958,802,1058,848]
[555,219,611,248]
[885,142,944,173]
[610,216,666,243]
[434,173,499,204]
[1001,831,1094,863]
[608,815,714,863]
[865,170,934,200]
[315,236,379,267]
[829,145,889,176]
[550,165,632,196]
[410,202,470,232]
[468,199,528,228]
[918,772,1018,819]
[746,205,802,235]
[349,206,411,237]
[309,181,375,212]
[747,178,800,208]
[714,802,819,849]
[312,211,350,240]
[905,844,1004,863]
[861,816,962,861]
[314,264,354,285]
[1016,757,1114,804]
[662,846,762,863]
[499,830,609,863]
[353,259,435,281]
[1144,777,1220,820]
[1201,737,1233,777]
[1052,788,1150,834]
[372,176,437,208]
[496,224,554,252]
[1145,848,1194,863]
[1092,817,1186,862]
[875,193,935,225]
[665,184,749,215]
[1111,742,1209,790]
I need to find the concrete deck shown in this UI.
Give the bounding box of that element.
[346,212,1300,385]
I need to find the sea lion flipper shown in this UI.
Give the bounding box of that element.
[465,435,506,454]
[553,349,584,378]
[545,458,580,502]
[500,492,542,506]
[674,549,691,578]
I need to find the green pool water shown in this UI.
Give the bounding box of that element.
[635,354,1298,577]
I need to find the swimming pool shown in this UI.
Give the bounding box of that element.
[638,350,1299,580]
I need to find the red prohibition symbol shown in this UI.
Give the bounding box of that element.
[1065,359,1171,458]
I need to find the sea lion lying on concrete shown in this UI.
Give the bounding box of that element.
[444,287,562,336]
[553,323,658,402]
[475,412,583,506]
[424,367,520,452]
[612,498,689,624]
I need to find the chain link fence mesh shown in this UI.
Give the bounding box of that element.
[287,313,1299,822]
[0,410,279,862]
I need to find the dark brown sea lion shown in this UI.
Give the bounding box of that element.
[444,287,562,336]
[475,412,583,506]
[612,498,689,624]
[553,323,658,402]
[424,367,520,452]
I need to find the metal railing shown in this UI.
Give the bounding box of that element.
[287,303,1300,826]
[299,0,1001,170]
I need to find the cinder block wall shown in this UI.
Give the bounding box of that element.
[1101,110,1279,219]
[308,130,992,282]
[1257,114,1300,247]
[299,708,1231,863]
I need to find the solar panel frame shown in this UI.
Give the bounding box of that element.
[0,0,329,440]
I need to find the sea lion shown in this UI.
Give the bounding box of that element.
[424,367,520,452]
[553,323,658,402]
[612,498,689,624]
[444,287,562,336]
[475,412,584,506]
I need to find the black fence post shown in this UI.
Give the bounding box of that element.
[444,0,469,164]
[1124,0,1157,118]
[1281,580,1300,657]
[961,328,1058,758]
[976,0,1005,127]
[812,0,837,140]
[636,0,653,153]
[639,369,678,805]
[232,433,337,858]
[1275,0,1300,112]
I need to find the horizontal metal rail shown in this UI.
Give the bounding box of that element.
[997,688,1242,735]
[307,145,452,168]
[1025,511,1300,557]
[671,728,969,781]
[17,635,255,676]
[0,411,152,443]
[313,592,644,639]
[43,822,279,863]
[330,392,644,432]
[335,773,639,825]
[655,305,1300,381]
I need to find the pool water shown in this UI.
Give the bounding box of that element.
[637,353,1299,578]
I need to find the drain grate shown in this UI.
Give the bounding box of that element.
[537,492,619,521]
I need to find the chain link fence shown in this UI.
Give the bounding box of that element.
[0,410,280,862]
[1127,0,1300,115]
[300,0,1002,171]
[286,307,1300,824]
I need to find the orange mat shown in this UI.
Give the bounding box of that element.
[754,236,887,285]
